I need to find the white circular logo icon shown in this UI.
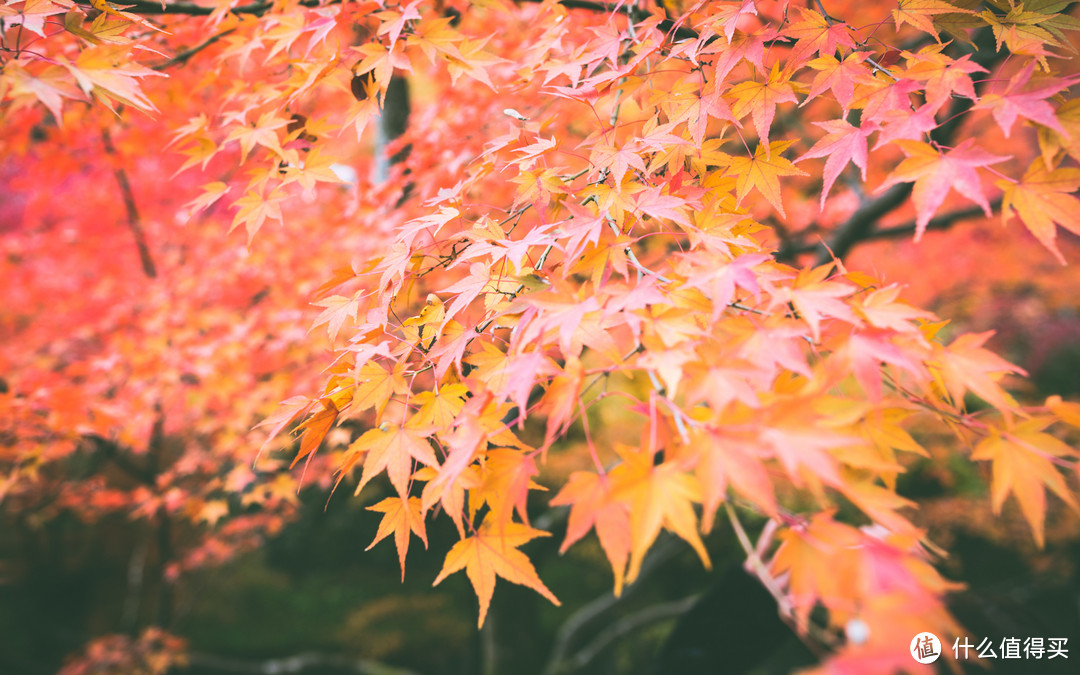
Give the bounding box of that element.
[910,632,942,664]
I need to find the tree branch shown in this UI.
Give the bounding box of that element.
[556,594,700,674]
[542,537,680,675]
[809,183,913,265]
[101,128,157,279]
[121,0,281,15]
[186,652,423,675]
[155,28,235,70]
[783,202,999,258]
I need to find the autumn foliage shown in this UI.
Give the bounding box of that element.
[3,0,1080,672]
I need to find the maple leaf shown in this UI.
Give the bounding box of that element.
[708,25,774,85]
[279,146,346,197]
[5,62,81,125]
[1037,98,1080,166]
[801,52,874,113]
[196,500,230,527]
[311,294,361,343]
[936,331,1024,412]
[539,357,584,450]
[974,61,1080,138]
[64,11,130,46]
[184,181,229,215]
[422,403,489,535]
[291,399,339,469]
[972,420,1079,547]
[726,65,798,154]
[998,161,1080,264]
[376,0,422,51]
[224,112,288,164]
[589,141,648,186]
[367,496,428,580]
[844,330,927,401]
[893,0,975,40]
[900,46,984,110]
[722,140,808,217]
[783,7,856,66]
[779,265,859,342]
[351,423,440,499]
[876,139,1010,240]
[62,44,164,113]
[797,118,876,209]
[690,430,777,532]
[256,396,316,459]
[433,517,560,628]
[472,447,542,528]
[550,470,632,595]
[708,0,758,44]
[607,447,711,586]
[408,383,468,429]
[634,186,694,227]
[351,361,405,423]
[229,188,287,243]
[854,284,934,333]
[771,513,864,626]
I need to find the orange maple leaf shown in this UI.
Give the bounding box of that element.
[998,161,1080,264]
[607,446,711,586]
[723,140,808,217]
[351,423,439,499]
[351,361,406,423]
[550,470,632,595]
[433,517,560,627]
[366,496,428,580]
[972,420,1080,547]
[290,399,338,469]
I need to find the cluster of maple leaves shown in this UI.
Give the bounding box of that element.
[4,0,1080,672]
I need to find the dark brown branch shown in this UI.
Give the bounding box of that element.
[155,28,235,70]
[101,128,158,278]
[785,202,997,259]
[186,652,423,675]
[121,0,280,15]
[871,201,1000,241]
[809,182,912,265]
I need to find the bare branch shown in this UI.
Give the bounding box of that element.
[557,594,700,673]
[783,201,999,259]
[101,128,157,278]
[542,537,681,675]
[155,28,235,70]
[186,652,423,675]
